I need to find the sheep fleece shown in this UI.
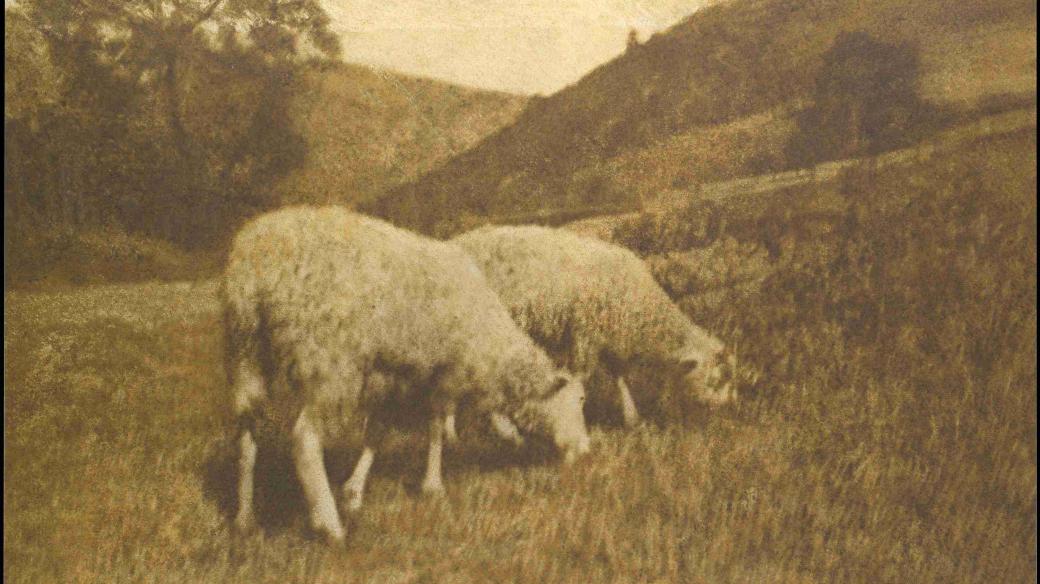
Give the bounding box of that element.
[223,206,561,435]
[452,224,722,373]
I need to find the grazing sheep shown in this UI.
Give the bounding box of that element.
[452,224,737,429]
[223,207,590,543]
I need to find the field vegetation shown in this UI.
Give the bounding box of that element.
[5,125,1034,582]
[5,0,1036,581]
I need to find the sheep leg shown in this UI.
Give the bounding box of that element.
[343,415,385,513]
[231,356,264,533]
[443,402,459,445]
[292,408,345,543]
[421,416,446,496]
[234,422,259,533]
[343,446,375,513]
[617,376,640,427]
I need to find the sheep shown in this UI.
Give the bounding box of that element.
[452,224,737,430]
[222,206,590,544]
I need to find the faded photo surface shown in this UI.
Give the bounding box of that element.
[4,0,1037,582]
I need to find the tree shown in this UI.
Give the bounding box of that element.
[4,10,60,127]
[785,31,938,168]
[5,0,340,246]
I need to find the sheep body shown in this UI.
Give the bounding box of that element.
[223,207,588,542]
[453,224,735,426]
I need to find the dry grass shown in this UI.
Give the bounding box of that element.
[604,107,798,202]
[3,289,1032,583]
[277,64,527,209]
[3,229,221,291]
[4,131,1036,583]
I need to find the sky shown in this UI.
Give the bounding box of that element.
[324,1,714,95]
[2,0,711,95]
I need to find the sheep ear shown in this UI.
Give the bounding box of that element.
[550,375,570,393]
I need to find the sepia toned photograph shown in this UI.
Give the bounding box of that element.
[4,0,1036,582]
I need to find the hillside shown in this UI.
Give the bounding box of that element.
[4,62,526,289]
[277,63,528,208]
[5,124,1034,584]
[369,0,1036,235]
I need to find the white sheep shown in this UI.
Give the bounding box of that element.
[222,207,590,544]
[452,224,737,429]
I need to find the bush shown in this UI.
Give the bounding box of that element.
[4,2,339,253]
[613,198,726,255]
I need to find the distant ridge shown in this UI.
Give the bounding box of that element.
[276,62,528,208]
[368,0,1036,236]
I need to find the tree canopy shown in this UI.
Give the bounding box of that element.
[5,0,340,248]
[786,31,939,167]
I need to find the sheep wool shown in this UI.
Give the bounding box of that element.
[453,224,734,425]
[223,206,589,543]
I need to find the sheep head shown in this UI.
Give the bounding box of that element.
[672,335,740,407]
[513,373,591,463]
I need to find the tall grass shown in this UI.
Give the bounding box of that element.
[4,130,1036,582]
[616,128,1038,580]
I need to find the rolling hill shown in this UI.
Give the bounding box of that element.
[367,0,1036,235]
[5,63,527,288]
[276,63,528,208]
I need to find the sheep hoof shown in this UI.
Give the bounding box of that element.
[421,482,446,498]
[307,508,347,545]
[233,513,257,535]
[309,523,347,547]
[324,532,347,548]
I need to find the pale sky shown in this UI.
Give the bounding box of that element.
[3,0,712,95]
[324,1,715,95]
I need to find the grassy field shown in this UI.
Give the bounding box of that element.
[4,129,1037,582]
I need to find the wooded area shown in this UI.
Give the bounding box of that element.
[4,0,339,255]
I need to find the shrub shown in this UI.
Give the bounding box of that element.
[785,31,941,168]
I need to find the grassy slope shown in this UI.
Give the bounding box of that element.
[4,65,526,290]
[277,63,527,208]
[4,128,1035,583]
[369,0,1036,235]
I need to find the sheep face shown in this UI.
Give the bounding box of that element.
[516,374,591,463]
[674,344,739,407]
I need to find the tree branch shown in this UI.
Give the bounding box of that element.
[184,0,224,32]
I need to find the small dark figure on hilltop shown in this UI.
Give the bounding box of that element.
[627,29,641,51]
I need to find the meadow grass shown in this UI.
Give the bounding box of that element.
[4,131,1036,583]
